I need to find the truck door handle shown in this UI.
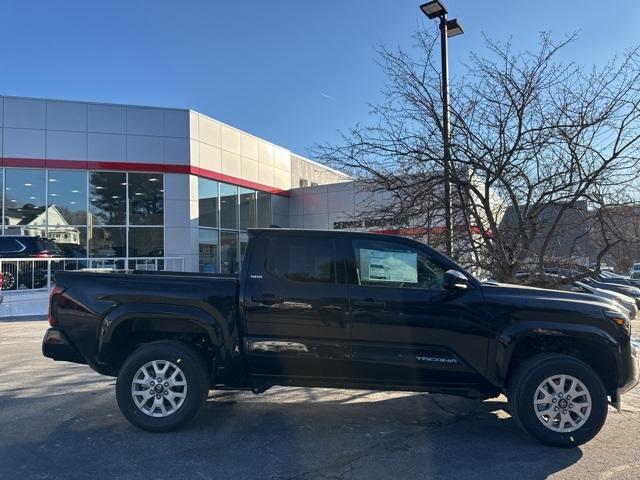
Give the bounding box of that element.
[252,294,285,305]
[353,299,386,309]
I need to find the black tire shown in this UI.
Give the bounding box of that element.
[508,353,608,447]
[1,271,16,290]
[116,340,209,432]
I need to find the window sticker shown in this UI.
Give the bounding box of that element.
[359,249,418,283]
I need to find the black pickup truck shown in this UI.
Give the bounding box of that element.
[43,229,638,447]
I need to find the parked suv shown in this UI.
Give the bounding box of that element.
[0,236,62,289]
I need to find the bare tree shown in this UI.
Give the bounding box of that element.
[316,29,640,281]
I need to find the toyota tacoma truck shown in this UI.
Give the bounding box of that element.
[43,229,639,447]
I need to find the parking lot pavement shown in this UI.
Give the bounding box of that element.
[1,319,639,480]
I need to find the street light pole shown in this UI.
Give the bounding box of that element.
[419,1,463,258]
[439,15,453,257]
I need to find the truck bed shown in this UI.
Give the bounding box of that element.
[49,270,240,375]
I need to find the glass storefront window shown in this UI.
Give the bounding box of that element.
[129,227,164,257]
[221,230,239,274]
[88,226,126,257]
[5,169,47,235]
[199,228,219,273]
[47,170,87,226]
[257,191,271,228]
[239,188,256,230]
[49,226,87,255]
[129,173,164,226]
[220,184,238,229]
[198,178,218,228]
[89,172,126,225]
[240,231,249,267]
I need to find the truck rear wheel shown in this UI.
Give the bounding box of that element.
[116,340,208,432]
[508,353,608,447]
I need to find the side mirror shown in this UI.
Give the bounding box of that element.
[443,270,469,291]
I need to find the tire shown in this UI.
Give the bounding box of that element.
[1,271,16,290]
[508,353,608,447]
[116,340,209,432]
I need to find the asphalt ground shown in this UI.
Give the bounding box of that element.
[1,317,639,480]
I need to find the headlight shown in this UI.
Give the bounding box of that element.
[604,309,630,331]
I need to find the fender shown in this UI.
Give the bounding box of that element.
[490,320,623,387]
[98,302,235,364]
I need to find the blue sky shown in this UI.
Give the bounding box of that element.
[1,0,639,157]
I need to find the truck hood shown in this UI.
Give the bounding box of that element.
[480,282,624,320]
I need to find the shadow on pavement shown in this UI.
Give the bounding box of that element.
[0,385,583,480]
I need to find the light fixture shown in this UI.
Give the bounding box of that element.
[420,0,447,19]
[24,183,33,187]
[148,178,159,182]
[135,192,143,196]
[96,186,104,190]
[50,193,57,197]
[49,178,57,182]
[120,182,127,186]
[112,195,119,199]
[446,18,463,37]
[72,190,79,193]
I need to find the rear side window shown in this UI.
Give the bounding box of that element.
[0,238,25,253]
[266,236,335,284]
[36,239,61,252]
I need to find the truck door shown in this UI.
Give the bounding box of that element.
[346,235,491,388]
[241,232,351,380]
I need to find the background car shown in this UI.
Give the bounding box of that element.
[0,236,62,290]
[583,277,640,307]
[572,281,638,318]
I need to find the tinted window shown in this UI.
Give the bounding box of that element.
[239,188,256,230]
[128,173,164,225]
[221,230,239,274]
[240,231,249,267]
[37,239,62,252]
[220,184,238,229]
[199,228,219,273]
[352,239,445,290]
[267,236,335,283]
[198,178,218,228]
[89,172,126,225]
[129,227,164,257]
[5,169,46,231]
[0,238,23,253]
[49,226,86,252]
[47,170,87,225]
[257,192,271,228]
[88,226,126,257]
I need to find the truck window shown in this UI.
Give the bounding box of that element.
[352,239,445,290]
[266,236,335,284]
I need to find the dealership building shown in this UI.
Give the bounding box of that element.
[0,95,357,273]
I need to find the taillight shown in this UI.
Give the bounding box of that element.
[48,284,66,327]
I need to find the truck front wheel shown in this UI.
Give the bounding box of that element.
[116,340,208,432]
[508,353,608,447]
